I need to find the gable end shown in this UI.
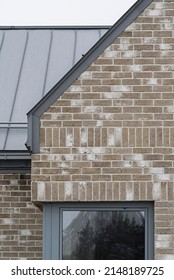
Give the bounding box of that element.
[26,0,154,153]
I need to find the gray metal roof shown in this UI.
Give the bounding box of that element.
[0,27,108,151]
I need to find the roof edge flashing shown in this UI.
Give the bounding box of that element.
[26,113,40,153]
[0,152,31,160]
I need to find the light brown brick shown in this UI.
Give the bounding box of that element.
[28,0,174,261]
[93,182,100,201]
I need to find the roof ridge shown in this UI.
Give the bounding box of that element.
[0,26,111,30]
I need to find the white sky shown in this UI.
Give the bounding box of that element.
[0,0,137,26]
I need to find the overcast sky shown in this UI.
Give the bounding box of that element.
[0,0,137,26]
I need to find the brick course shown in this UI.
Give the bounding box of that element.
[32,0,174,259]
[0,174,42,260]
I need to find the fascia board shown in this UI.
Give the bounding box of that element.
[26,113,40,153]
[26,114,32,151]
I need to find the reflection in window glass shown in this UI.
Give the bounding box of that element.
[62,210,145,260]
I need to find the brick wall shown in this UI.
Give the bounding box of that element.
[0,173,42,259]
[32,0,174,259]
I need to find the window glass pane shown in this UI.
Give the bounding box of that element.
[62,210,145,260]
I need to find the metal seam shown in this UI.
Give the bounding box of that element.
[42,30,53,96]
[3,31,29,150]
[99,29,102,39]
[72,30,77,66]
[0,122,27,124]
[0,127,27,129]
[0,31,5,55]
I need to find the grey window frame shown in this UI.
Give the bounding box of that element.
[43,202,154,260]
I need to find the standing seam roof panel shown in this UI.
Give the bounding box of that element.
[0,30,28,150]
[44,30,77,95]
[0,28,108,151]
[3,32,29,150]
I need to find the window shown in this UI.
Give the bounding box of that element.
[43,202,154,260]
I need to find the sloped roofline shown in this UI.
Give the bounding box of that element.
[26,0,154,153]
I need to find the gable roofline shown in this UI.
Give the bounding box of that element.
[26,0,154,153]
